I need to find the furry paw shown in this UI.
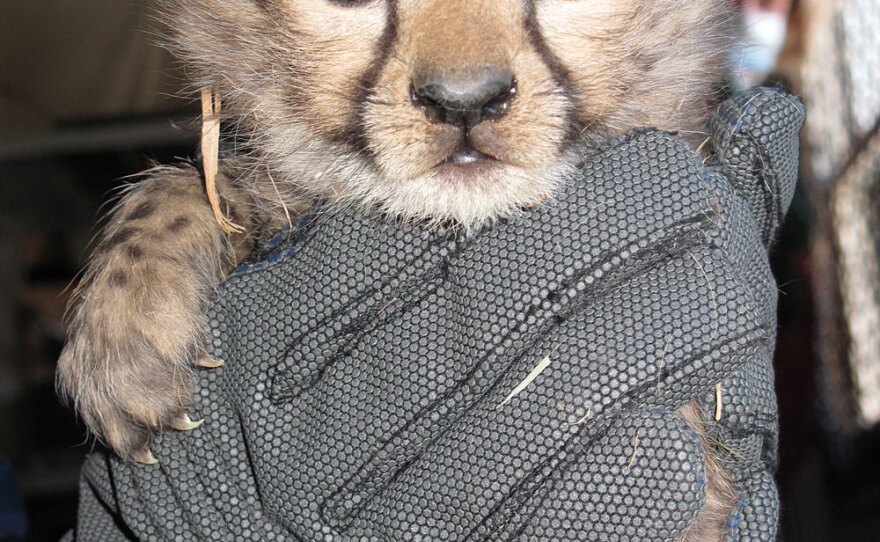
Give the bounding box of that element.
[57,256,217,463]
[56,170,242,463]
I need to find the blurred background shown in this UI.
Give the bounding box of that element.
[0,0,878,540]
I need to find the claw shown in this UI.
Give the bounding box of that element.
[135,449,159,465]
[170,414,204,431]
[195,355,225,368]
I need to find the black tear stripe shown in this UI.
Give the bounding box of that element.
[522,0,585,144]
[334,0,400,156]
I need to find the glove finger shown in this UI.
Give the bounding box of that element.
[270,239,450,402]
[256,207,453,402]
[451,129,718,340]
[693,166,781,540]
[704,167,779,324]
[707,87,805,246]
[692,338,779,541]
[505,409,708,542]
[725,469,779,542]
[279,129,717,405]
[329,244,766,539]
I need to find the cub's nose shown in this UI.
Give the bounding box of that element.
[411,66,516,129]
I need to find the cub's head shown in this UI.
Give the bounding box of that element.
[162,0,733,225]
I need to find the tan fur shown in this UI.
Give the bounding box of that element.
[57,166,256,462]
[539,0,732,136]
[678,401,739,542]
[157,0,733,225]
[58,0,739,537]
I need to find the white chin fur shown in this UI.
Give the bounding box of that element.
[354,162,571,228]
[265,122,573,229]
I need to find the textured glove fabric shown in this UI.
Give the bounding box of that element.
[699,89,805,542]
[65,88,804,542]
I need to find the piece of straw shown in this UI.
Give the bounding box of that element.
[498,353,554,409]
[626,435,640,472]
[201,87,245,234]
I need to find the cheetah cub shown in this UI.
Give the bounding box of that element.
[59,1,737,539]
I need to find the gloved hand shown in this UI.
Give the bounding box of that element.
[67,88,804,542]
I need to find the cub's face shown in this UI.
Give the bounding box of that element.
[164,0,732,225]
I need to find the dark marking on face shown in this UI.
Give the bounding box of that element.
[107,270,129,288]
[252,0,274,13]
[127,201,157,221]
[522,0,583,142]
[104,228,138,251]
[631,52,660,73]
[126,244,145,260]
[167,216,192,233]
[340,0,400,155]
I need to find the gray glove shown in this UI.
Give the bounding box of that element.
[66,87,804,542]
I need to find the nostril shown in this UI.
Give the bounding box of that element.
[410,84,446,124]
[411,66,516,128]
[481,84,516,120]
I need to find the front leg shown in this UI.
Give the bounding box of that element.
[57,165,255,463]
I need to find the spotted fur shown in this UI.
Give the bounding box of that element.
[58,1,737,538]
